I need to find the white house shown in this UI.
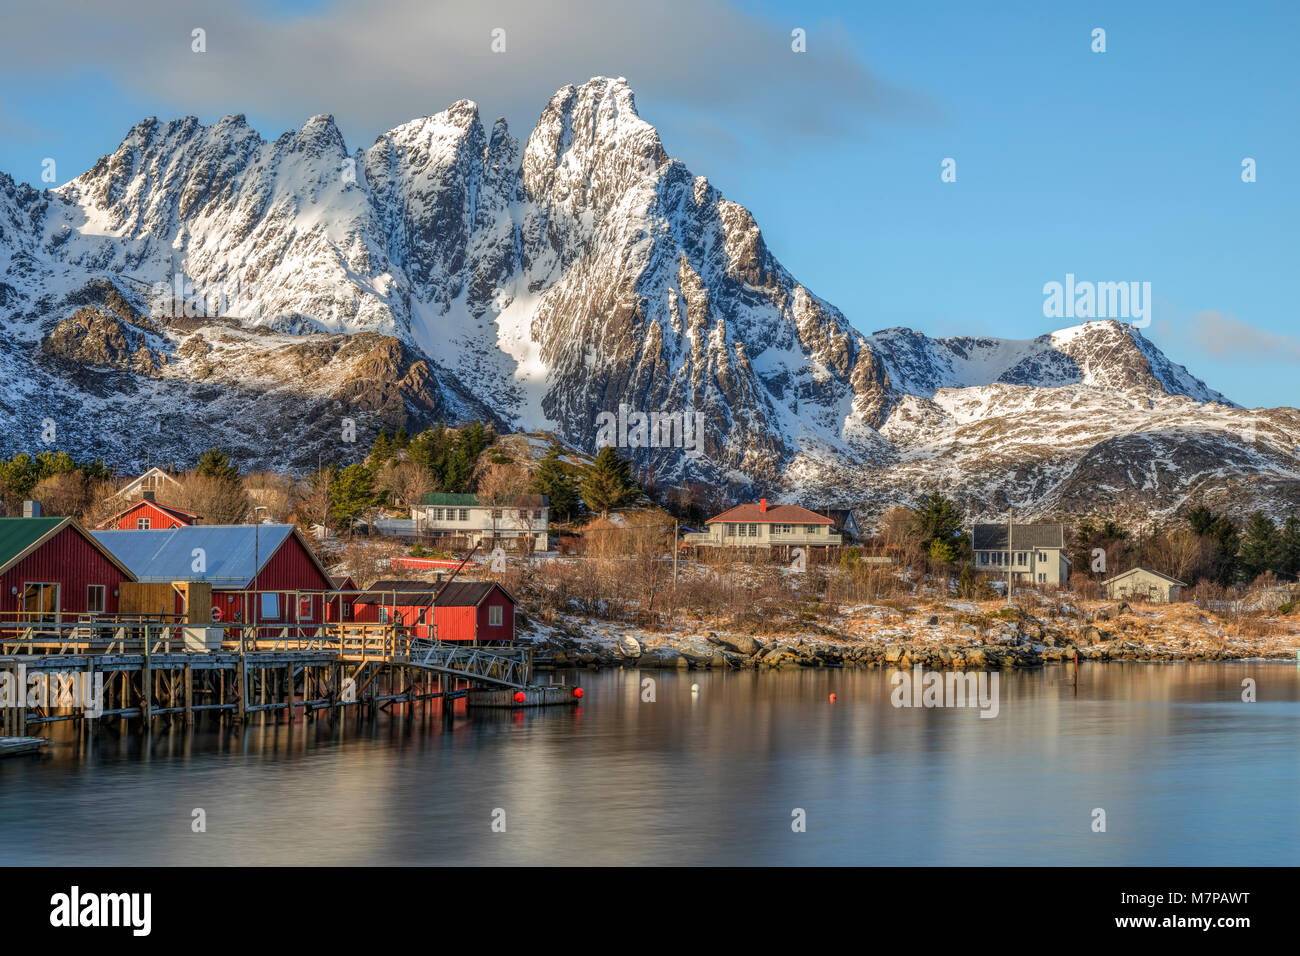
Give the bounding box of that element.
[114,467,181,501]
[971,523,1071,587]
[681,500,843,554]
[1100,567,1187,603]
[412,493,548,551]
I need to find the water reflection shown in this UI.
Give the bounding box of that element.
[2,662,1296,865]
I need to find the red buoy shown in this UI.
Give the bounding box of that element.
[573,687,584,699]
[513,691,526,704]
[829,693,837,703]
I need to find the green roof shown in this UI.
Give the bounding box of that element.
[0,517,73,572]
[418,493,480,506]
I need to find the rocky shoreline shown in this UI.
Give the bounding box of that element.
[526,601,1300,671]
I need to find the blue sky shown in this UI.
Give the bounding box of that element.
[1,0,1296,407]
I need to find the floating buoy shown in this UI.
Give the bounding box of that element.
[829,693,837,703]
[513,691,526,704]
[573,687,584,699]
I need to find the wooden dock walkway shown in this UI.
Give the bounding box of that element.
[1,620,537,733]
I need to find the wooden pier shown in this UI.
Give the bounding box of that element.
[1,617,538,735]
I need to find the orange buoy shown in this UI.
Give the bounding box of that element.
[513,691,526,704]
[573,687,584,699]
[829,693,837,702]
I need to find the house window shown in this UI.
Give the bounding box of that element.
[1037,573,1046,583]
[298,594,314,621]
[21,583,59,623]
[491,509,503,519]
[726,523,736,537]
[1038,551,1047,562]
[748,523,758,536]
[137,517,151,529]
[87,585,106,614]
[459,508,469,521]
[979,552,988,565]
[805,525,817,534]
[431,507,443,520]
[260,593,280,620]
[378,606,389,624]
[488,605,503,627]
[533,510,542,520]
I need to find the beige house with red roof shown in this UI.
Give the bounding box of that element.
[682,500,842,552]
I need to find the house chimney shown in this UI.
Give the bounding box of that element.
[759,498,767,514]
[23,500,40,518]
[142,489,156,502]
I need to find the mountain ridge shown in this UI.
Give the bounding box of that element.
[0,76,1295,522]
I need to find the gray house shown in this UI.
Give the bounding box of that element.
[1100,567,1187,603]
[971,523,1071,587]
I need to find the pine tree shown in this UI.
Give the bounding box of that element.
[393,425,410,449]
[532,446,580,520]
[1239,511,1282,581]
[909,492,966,558]
[196,447,239,482]
[329,463,375,531]
[580,446,640,517]
[371,430,393,463]
[1280,516,1300,579]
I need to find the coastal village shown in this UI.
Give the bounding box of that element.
[3,421,1300,746]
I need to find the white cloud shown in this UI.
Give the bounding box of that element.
[0,0,937,151]
[1189,310,1300,363]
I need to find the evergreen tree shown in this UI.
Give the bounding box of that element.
[532,446,581,520]
[1238,511,1282,581]
[371,430,393,463]
[1280,516,1300,579]
[394,425,410,449]
[909,492,966,558]
[329,463,375,531]
[580,446,640,517]
[196,447,239,482]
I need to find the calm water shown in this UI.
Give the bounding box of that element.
[2,662,1297,865]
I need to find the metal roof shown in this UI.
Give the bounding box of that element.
[91,524,297,586]
[0,517,69,571]
[435,581,511,607]
[972,523,1065,551]
[0,517,137,579]
[1100,567,1187,587]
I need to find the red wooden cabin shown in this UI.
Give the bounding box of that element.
[327,575,357,623]
[432,582,515,644]
[0,514,136,624]
[98,493,200,531]
[92,524,333,631]
[351,580,438,638]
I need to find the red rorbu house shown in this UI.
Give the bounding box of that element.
[0,505,136,628]
[350,580,515,644]
[327,575,357,624]
[97,491,201,531]
[432,582,516,644]
[351,580,439,639]
[91,524,333,632]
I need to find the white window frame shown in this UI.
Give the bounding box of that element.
[488,604,503,627]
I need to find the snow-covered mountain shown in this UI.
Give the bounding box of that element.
[1,76,1296,520]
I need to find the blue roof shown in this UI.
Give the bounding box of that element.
[91,525,298,587]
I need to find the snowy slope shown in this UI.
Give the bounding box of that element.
[0,77,1295,521]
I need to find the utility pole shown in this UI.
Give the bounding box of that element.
[673,518,679,587]
[1007,507,1014,599]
